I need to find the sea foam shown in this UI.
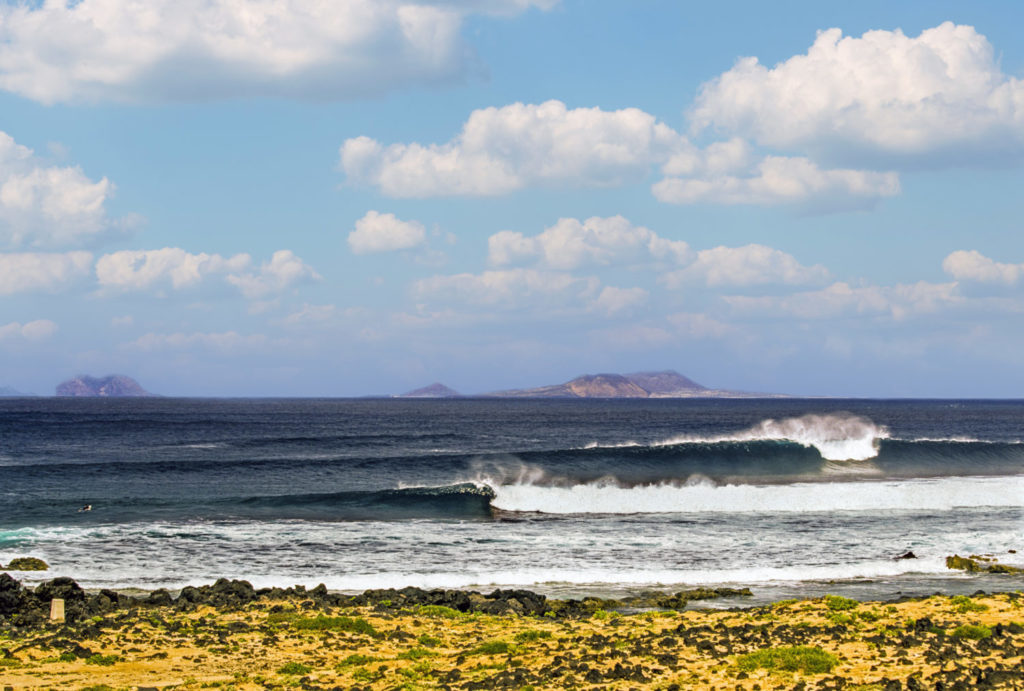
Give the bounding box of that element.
[485,475,1024,514]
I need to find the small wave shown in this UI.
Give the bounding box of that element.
[485,475,1024,515]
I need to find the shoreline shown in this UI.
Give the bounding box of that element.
[2,574,1024,689]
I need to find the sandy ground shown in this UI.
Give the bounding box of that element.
[1,591,1023,690]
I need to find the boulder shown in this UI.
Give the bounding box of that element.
[4,557,49,571]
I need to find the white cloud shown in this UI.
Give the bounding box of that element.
[0,251,92,294]
[341,100,686,197]
[943,250,1023,285]
[653,155,899,209]
[96,247,250,290]
[0,131,128,248]
[591,286,648,315]
[724,281,962,320]
[413,268,600,310]
[0,0,555,104]
[691,22,1024,163]
[348,210,426,254]
[282,303,338,326]
[667,312,736,339]
[661,244,830,288]
[125,330,268,352]
[96,247,318,298]
[0,319,58,342]
[225,249,321,298]
[488,215,690,269]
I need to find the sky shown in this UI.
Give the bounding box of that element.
[1,0,1024,397]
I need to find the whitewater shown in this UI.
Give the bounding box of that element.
[1,397,1022,599]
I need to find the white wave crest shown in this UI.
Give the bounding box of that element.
[654,413,890,461]
[486,475,1024,515]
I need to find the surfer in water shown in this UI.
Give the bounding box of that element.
[78,504,92,512]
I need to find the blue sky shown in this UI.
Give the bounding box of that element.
[1,0,1024,397]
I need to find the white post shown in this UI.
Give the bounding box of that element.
[49,598,65,622]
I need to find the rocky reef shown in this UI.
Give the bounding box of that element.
[947,553,1023,574]
[1,574,1023,690]
[2,557,48,571]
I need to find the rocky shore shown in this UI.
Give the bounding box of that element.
[1,574,1023,689]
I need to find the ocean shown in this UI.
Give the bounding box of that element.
[1,397,1022,603]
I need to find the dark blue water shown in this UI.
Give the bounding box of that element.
[1,398,1022,596]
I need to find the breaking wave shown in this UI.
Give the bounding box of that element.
[483,475,1024,515]
[586,413,890,461]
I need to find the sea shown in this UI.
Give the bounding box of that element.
[1,397,1022,605]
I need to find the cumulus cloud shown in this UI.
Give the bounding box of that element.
[591,286,648,315]
[96,247,318,298]
[0,251,92,294]
[0,0,556,104]
[661,244,830,288]
[413,268,600,310]
[943,250,1023,285]
[725,281,962,320]
[0,319,58,342]
[0,131,128,248]
[691,22,1024,164]
[348,210,426,254]
[225,250,321,298]
[489,215,690,269]
[96,247,250,291]
[654,155,899,209]
[341,100,686,197]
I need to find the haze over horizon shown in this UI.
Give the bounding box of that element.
[2,1,1024,398]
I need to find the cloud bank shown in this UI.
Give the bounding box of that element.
[0,0,555,104]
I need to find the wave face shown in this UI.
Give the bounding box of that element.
[652,413,888,461]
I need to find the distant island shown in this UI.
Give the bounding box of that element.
[397,370,785,399]
[398,382,461,398]
[55,375,155,398]
[0,385,35,397]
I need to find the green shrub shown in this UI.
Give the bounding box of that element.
[277,661,312,675]
[397,647,434,660]
[58,651,77,662]
[416,604,464,619]
[84,654,120,666]
[952,624,991,640]
[417,634,442,647]
[514,629,552,643]
[950,595,988,613]
[337,653,376,669]
[292,615,377,636]
[737,646,839,674]
[824,595,859,611]
[468,640,511,656]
